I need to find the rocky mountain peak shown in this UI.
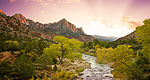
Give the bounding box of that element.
[57,18,84,34]
[0,9,5,15]
[12,13,29,25]
[60,18,67,22]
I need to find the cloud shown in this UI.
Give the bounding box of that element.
[127,21,140,29]
[9,0,16,3]
[121,16,141,30]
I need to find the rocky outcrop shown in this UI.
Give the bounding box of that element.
[44,18,85,36]
[12,14,29,25]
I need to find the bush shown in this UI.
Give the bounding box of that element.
[14,54,35,79]
[0,60,13,80]
[51,71,74,80]
[38,52,52,69]
[3,40,19,51]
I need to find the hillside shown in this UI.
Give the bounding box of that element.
[0,9,95,42]
[116,31,137,41]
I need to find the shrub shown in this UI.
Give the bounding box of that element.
[0,60,13,80]
[14,54,35,79]
[51,71,74,80]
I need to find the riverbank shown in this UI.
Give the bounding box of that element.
[81,54,114,80]
[36,57,91,80]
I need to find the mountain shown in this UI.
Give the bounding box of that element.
[0,9,94,42]
[92,35,118,41]
[116,31,137,41]
[0,11,55,40]
[0,9,5,15]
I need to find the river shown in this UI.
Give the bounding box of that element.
[81,54,114,80]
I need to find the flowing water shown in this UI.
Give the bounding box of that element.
[81,54,114,80]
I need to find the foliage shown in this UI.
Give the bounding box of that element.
[135,19,150,45]
[96,47,113,63]
[3,40,19,51]
[38,51,53,69]
[0,60,13,80]
[19,39,50,55]
[111,45,143,79]
[51,70,74,80]
[135,19,150,79]
[76,68,84,74]
[14,54,35,79]
[96,45,143,79]
[44,36,82,64]
[141,44,150,60]
[83,39,107,49]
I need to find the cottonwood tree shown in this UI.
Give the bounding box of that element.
[43,36,82,64]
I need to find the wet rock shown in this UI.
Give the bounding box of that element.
[79,72,83,75]
[81,54,114,80]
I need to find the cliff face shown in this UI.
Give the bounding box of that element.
[12,14,29,25]
[26,18,94,42]
[0,10,56,40]
[44,18,85,37]
[0,9,94,42]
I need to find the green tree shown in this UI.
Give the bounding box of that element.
[0,61,13,80]
[135,19,150,60]
[111,45,143,79]
[38,51,53,69]
[4,40,19,51]
[96,47,113,63]
[44,36,82,64]
[135,19,150,45]
[14,54,35,79]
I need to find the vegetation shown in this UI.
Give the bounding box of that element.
[51,70,74,80]
[1,12,150,80]
[0,34,84,79]
[0,60,13,80]
[14,54,35,79]
[44,36,82,64]
[95,19,150,80]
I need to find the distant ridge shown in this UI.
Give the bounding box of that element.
[92,35,118,41]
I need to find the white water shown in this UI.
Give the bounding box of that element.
[81,54,114,80]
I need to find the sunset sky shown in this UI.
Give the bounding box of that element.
[0,0,150,37]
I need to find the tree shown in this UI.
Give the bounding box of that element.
[14,54,35,79]
[38,51,53,69]
[135,19,150,45]
[4,40,19,51]
[19,39,50,55]
[135,19,150,61]
[0,61,13,80]
[111,45,143,79]
[43,36,82,64]
[96,47,113,63]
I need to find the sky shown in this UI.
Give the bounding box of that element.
[0,0,150,37]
